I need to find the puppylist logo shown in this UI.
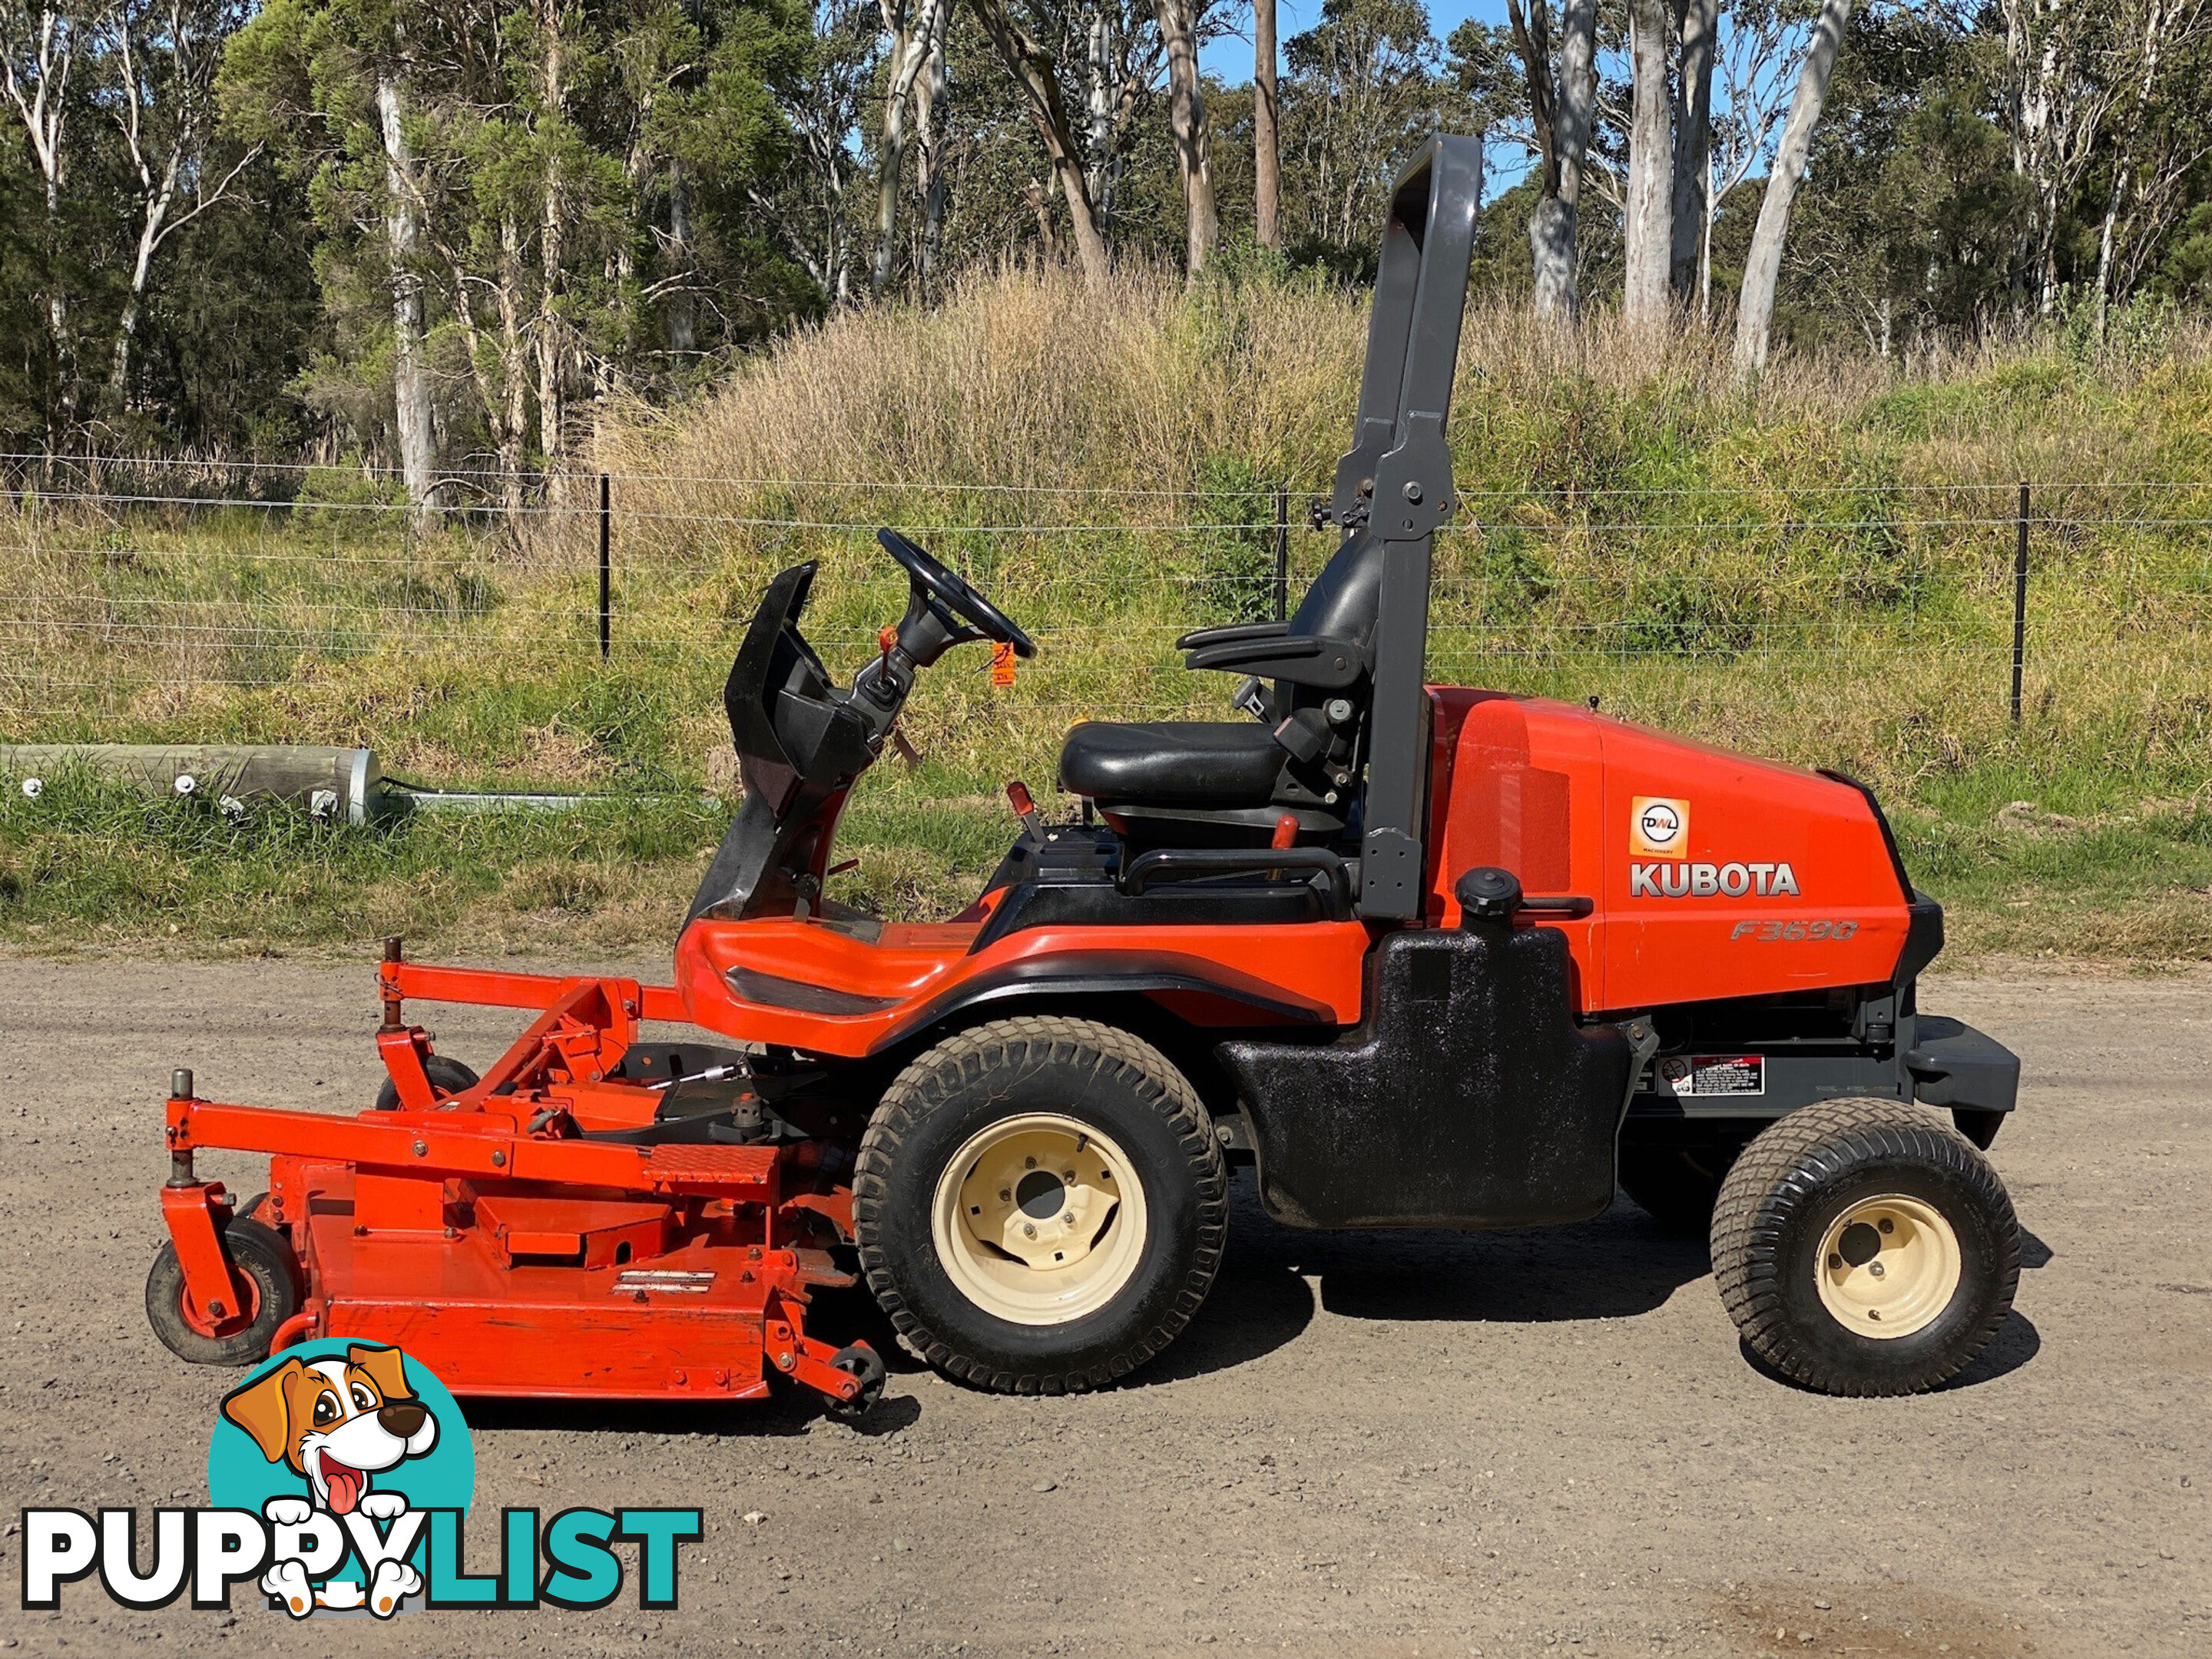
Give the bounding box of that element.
[21,1340,700,1618]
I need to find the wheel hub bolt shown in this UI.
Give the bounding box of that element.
[1062,1212,1075,1225]
[999,1188,1012,1202]
[1827,1253,1843,1270]
[1868,1261,1886,1278]
[1022,1223,1037,1239]
[1025,1157,1037,1169]
[1879,1218,1894,1233]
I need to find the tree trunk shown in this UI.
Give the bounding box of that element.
[1556,0,1594,278]
[1084,10,1118,236]
[914,0,950,289]
[872,0,946,295]
[1508,0,1565,316]
[1154,0,1216,276]
[1699,151,1716,322]
[1734,0,1853,373]
[1670,0,1717,305]
[374,74,437,525]
[667,158,697,355]
[1623,0,1674,321]
[4,4,77,442]
[1254,0,1281,252]
[968,0,1110,280]
[498,211,531,517]
[108,141,186,408]
[536,0,568,488]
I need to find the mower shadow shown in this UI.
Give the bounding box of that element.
[1128,1174,1710,1387]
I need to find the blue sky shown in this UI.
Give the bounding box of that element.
[1198,0,1512,83]
[1197,0,1528,185]
[1197,0,1799,198]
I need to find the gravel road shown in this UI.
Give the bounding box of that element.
[1,958,2205,1659]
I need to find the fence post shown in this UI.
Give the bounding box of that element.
[2010,479,2028,722]
[1272,485,1289,622]
[597,471,614,667]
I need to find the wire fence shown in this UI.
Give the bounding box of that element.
[7,457,2212,786]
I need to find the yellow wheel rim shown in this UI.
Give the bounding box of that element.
[930,1113,1147,1326]
[1814,1193,1962,1340]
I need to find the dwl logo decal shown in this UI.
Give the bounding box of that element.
[21,1340,700,1618]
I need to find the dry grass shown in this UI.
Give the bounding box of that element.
[8,264,2212,955]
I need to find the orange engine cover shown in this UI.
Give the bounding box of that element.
[1424,690,1913,1015]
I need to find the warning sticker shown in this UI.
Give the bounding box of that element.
[1659,1054,1766,1097]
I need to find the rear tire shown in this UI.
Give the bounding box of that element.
[854,1017,1227,1394]
[145,1217,301,1366]
[374,1054,480,1112]
[1710,1098,2019,1397]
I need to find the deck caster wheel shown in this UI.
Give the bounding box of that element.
[1710,1098,2020,1396]
[854,1016,1227,1395]
[145,1217,303,1367]
[374,1055,480,1111]
[826,1344,888,1420]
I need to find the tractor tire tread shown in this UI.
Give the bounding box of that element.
[853,1015,1225,1396]
[1710,1098,2018,1397]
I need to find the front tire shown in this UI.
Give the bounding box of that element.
[1710,1098,2020,1397]
[853,1017,1227,1394]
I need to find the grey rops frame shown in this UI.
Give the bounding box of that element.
[1331,134,1482,921]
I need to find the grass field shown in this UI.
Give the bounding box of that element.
[7,266,2212,963]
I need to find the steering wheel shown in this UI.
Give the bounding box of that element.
[877,528,1036,659]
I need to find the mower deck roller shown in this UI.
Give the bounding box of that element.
[150,133,2025,1405]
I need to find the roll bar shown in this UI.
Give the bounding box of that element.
[1333,134,1483,920]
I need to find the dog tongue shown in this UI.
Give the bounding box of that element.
[323,1457,365,1516]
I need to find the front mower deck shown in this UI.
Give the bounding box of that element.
[155,961,880,1412]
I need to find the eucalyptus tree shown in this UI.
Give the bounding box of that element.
[1498,0,1594,318]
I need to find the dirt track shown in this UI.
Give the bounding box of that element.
[2,958,2207,1658]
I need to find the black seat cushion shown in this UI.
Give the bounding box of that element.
[1058,720,1285,806]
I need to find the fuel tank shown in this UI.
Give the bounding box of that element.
[1423,690,1919,1014]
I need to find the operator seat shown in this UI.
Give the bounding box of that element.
[1057,529,1385,845]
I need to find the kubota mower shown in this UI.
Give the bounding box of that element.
[151,135,2023,1406]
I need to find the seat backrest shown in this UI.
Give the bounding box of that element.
[1286,531,1385,649]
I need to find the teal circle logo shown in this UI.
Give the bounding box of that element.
[208,1341,473,1614]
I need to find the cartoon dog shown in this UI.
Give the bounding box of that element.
[220,1344,439,1618]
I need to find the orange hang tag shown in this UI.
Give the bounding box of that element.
[991,641,1017,687]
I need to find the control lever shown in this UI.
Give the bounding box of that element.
[1268,814,1297,881]
[1005,780,1041,837]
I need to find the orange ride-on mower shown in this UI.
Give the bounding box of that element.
[150,135,2023,1406]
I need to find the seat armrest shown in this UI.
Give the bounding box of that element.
[1174,621,1290,652]
[1183,631,1366,690]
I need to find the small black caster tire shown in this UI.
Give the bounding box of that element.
[375,1054,480,1111]
[1710,1098,2020,1397]
[145,1217,303,1366]
[826,1344,888,1420]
